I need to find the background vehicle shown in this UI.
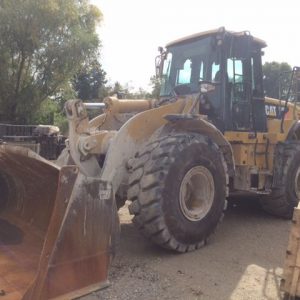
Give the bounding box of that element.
[0,28,300,299]
[0,123,65,159]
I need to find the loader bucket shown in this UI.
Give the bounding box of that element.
[0,145,118,300]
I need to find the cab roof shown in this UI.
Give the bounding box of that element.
[166,28,267,48]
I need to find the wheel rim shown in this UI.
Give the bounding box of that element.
[179,166,215,221]
[295,166,300,199]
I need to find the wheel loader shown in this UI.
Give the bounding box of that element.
[1,27,300,299]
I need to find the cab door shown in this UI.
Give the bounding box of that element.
[226,35,252,131]
[225,35,267,132]
[227,56,252,130]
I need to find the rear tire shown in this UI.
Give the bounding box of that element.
[260,142,300,218]
[128,133,228,252]
[0,173,8,211]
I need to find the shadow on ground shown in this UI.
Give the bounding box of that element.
[82,197,290,300]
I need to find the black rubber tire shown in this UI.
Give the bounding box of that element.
[128,132,228,253]
[0,173,8,211]
[0,171,16,212]
[260,142,300,219]
[115,195,126,210]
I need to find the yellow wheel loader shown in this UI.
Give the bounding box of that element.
[1,27,300,299]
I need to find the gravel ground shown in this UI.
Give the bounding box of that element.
[80,198,290,300]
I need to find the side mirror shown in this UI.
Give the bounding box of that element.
[155,55,162,77]
[155,47,165,78]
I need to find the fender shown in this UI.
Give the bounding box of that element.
[287,120,300,140]
[100,98,193,191]
[164,114,235,176]
[101,103,235,192]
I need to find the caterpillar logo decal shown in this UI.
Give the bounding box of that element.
[265,104,286,119]
[265,105,277,117]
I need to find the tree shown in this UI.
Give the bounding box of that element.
[33,81,75,133]
[0,0,102,124]
[110,81,123,96]
[106,82,152,99]
[73,60,107,101]
[263,62,292,99]
[149,75,161,99]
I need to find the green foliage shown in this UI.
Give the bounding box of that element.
[263,62,292,99]
[104,78,162,100]
[109,81,123,97]
[106,81,152,99]
[73,59,107,101]
[149,76,161,99]
[33,83,75,134]
[32,99,66,132]
[33,99,57,125]
[0,0,102,124]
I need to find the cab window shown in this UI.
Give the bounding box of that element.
[176,59,192,85]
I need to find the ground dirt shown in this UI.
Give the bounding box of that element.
[80,197,290,300]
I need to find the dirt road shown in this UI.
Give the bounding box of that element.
[81,198,290,300]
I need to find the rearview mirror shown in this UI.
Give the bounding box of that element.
[155,47,165,78]
[155,55,162,77]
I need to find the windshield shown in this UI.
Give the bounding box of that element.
[160,36,220,97]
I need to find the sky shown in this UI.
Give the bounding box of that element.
[91,0,300,91]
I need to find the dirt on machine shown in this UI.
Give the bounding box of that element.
[1,27,300,299]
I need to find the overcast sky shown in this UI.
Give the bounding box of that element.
[91,0,299,91]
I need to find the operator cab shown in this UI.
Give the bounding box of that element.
[158,28,267,133]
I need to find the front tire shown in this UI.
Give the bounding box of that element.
[128,133,228,252]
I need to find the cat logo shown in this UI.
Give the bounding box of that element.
[265,105,277,117]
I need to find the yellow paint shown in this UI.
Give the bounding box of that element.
[265,97,300,121]
[94,94,299,176]
[267,119,295,138]
[126,97,189,141]
[224,132,277,171]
